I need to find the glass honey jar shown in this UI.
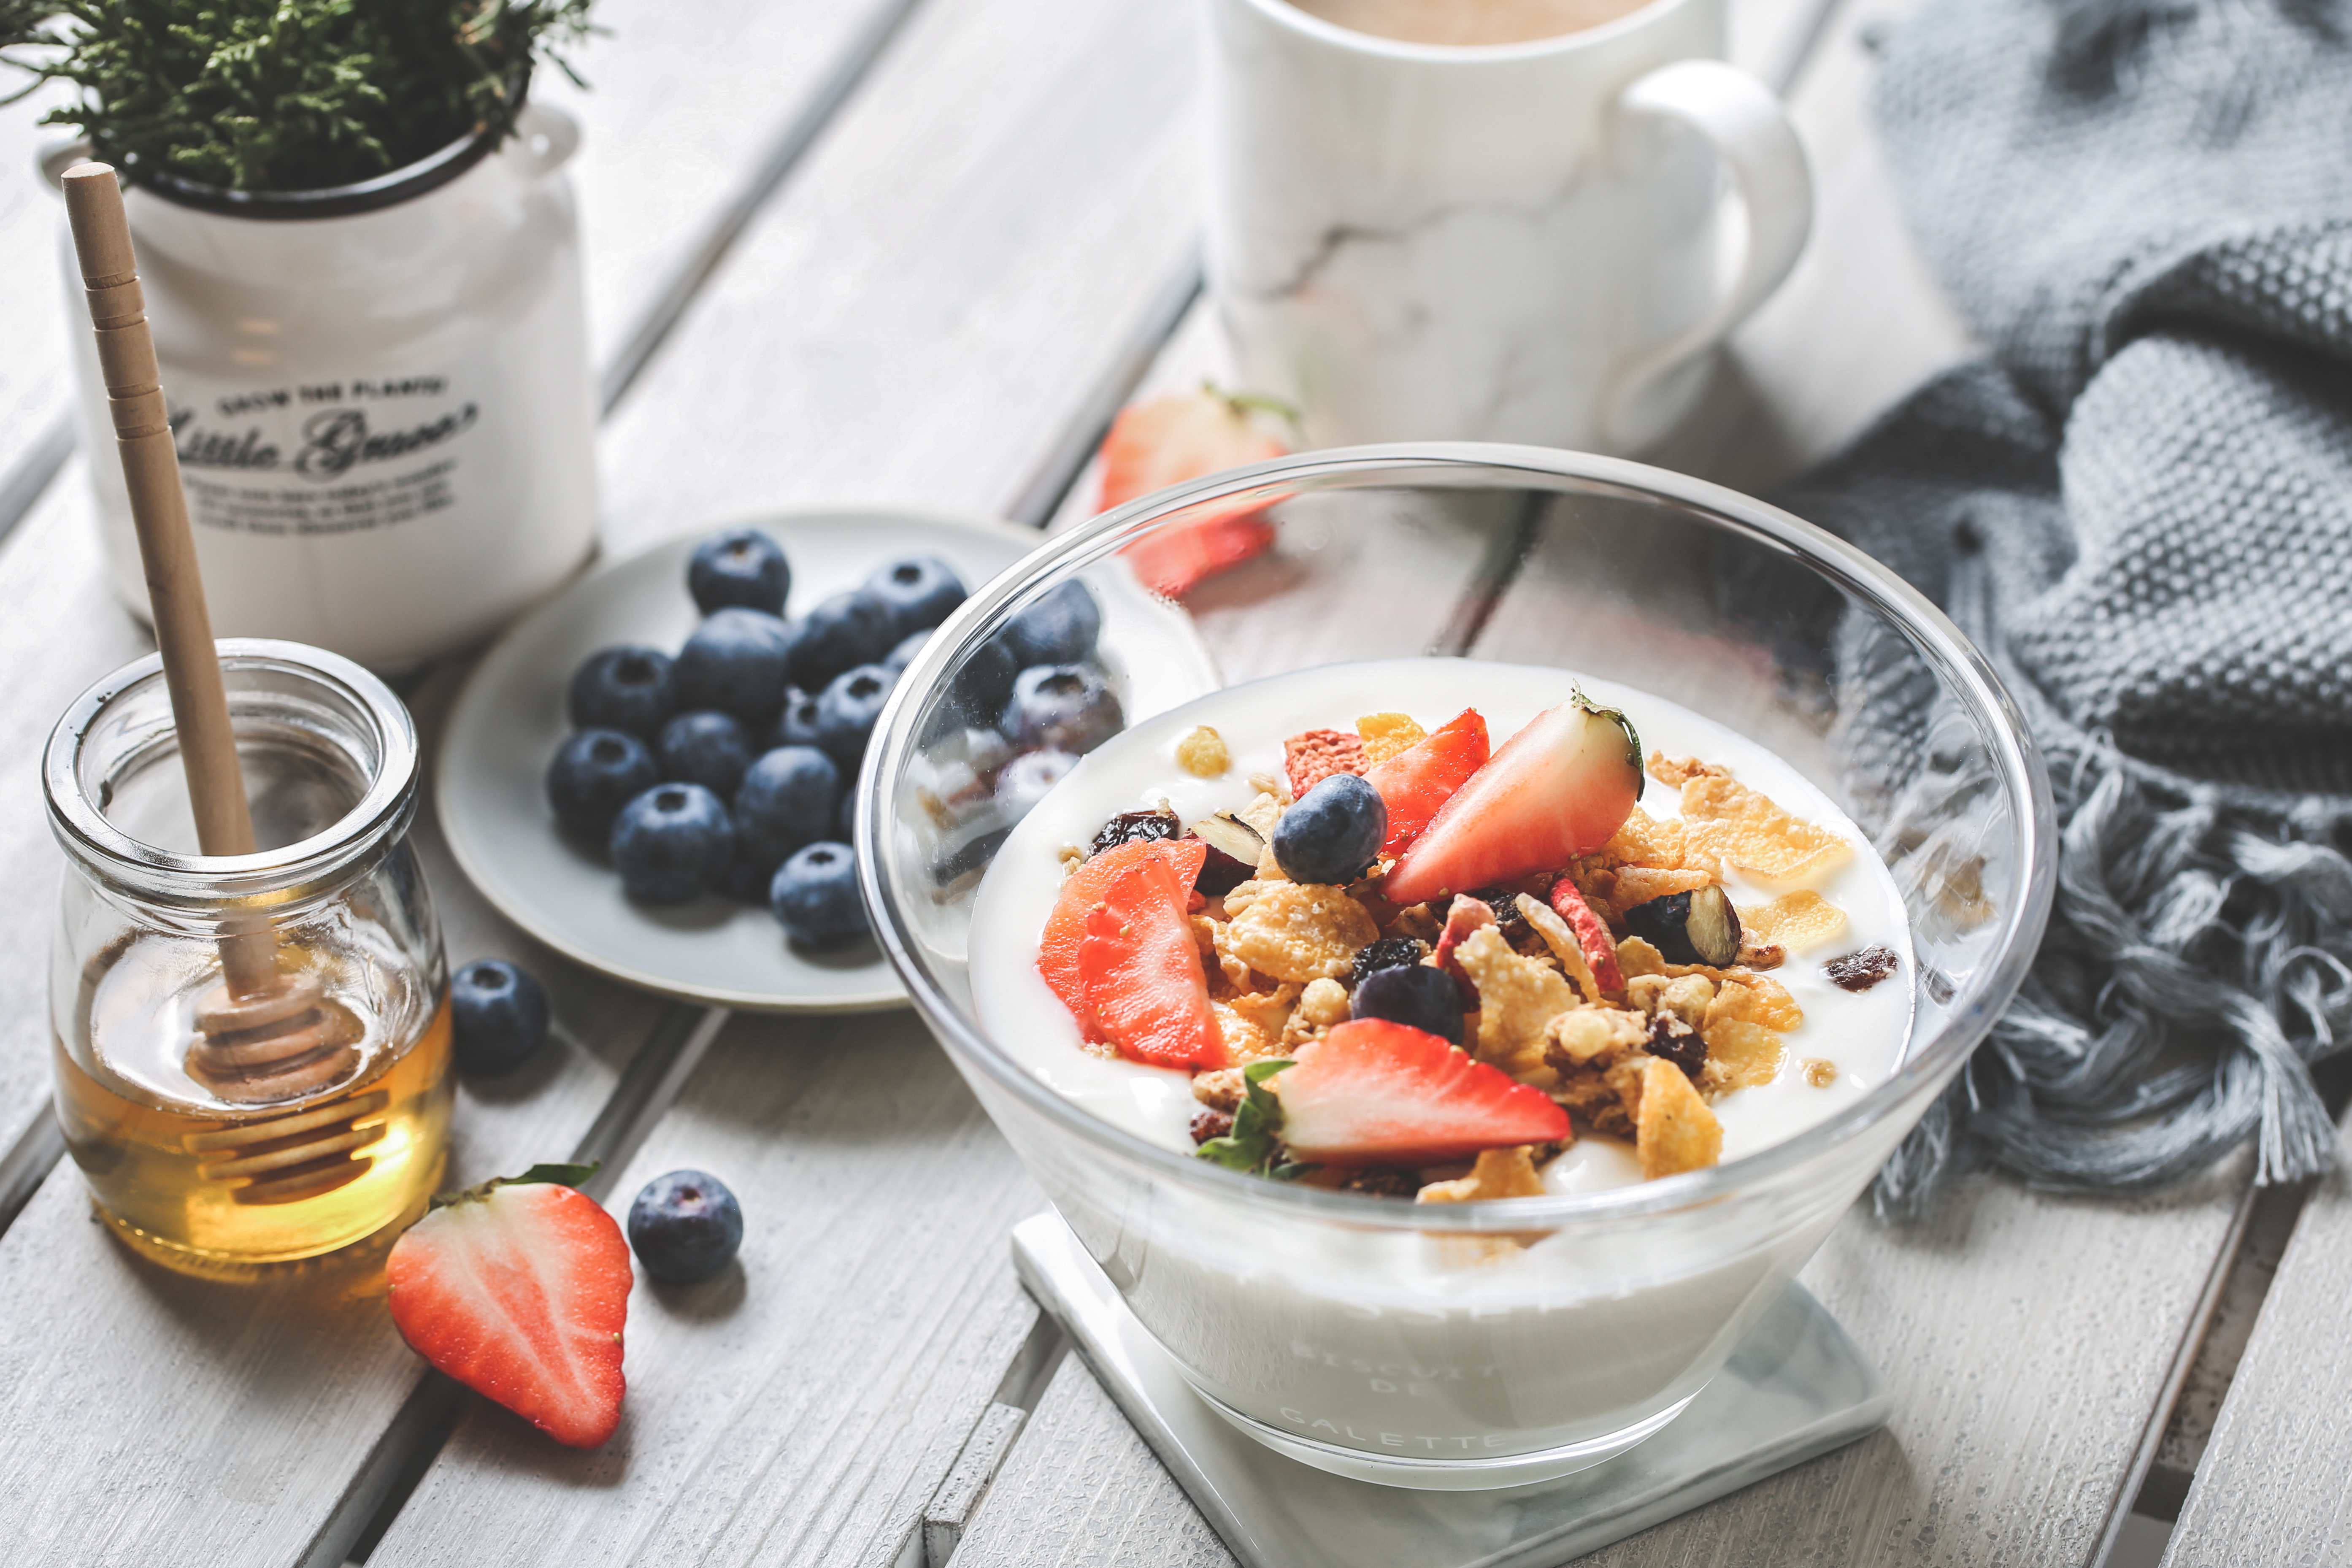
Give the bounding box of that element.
[43,639,452,1272]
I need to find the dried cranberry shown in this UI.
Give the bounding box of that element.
[1646,1013,1707,1079]
[1825,945,1900,992]
[1090,808,1180,857]
[1190,1108,1235,1145]
[1348,936,1429,990]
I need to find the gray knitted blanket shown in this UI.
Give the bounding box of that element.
[1775,0,2352,1213]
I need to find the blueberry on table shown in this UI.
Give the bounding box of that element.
[770,841,870,947]
[865,555,966,636]
[884,630,930,674]
[546,728,659,843]
[687,528,790,616]
[815,663,898,768]
[1349,963,1465,1046]
[993,748,1078,820]
[1000,580,1101,667]
[787,589,898,692]
[609,783,735,903]
[674,608,794,725]
[774,687,824,749]
[656,710,755,798]
[449,959,551,1076]
[566,645,676,739]
[1272,773,1387,886]
[733,744,842,867]
[1000,664,1123,755]
[627,1169,743,1285]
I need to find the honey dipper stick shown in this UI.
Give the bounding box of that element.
[62,164,351,1104]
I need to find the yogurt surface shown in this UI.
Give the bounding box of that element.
[969,656,1915,1190]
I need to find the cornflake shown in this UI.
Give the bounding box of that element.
[1419,1146,1551,1263]
[1517,894,1602,1004]
[1225,884,1376,983]
[1356,712,1427,764]
[1590,807,1720,878]
[1211,1000,1284,1064]
[1176,726,1230,778]
[1663,757,1848,880]
[1707,976,1803,1033]
[1740,890,1846,953]
[1636,1057,1723,1178]
[1453,926,1579,1085]
[1702,1019,1784,1091]
[1225,984,1301,1048]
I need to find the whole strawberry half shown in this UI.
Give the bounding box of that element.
[387,1168,632,1449]
[1382,695,1642,908]
[1038,837,1206,1036]
[1363,708,1489,859]
[1098,385,1290,597]
[1079,855,1227,1069]
[1275,1018,1568,1166]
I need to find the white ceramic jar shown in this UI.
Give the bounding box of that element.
[47,103,598,671]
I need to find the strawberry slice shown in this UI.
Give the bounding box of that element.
[387,1170,632,1449]
[1098,385,1290,597]
[1548,877,1626,995]
[1039,837,1208,1038]
[1275,1019,1569,1166]
[1077,855,1227,1069]
[1363,708,1490,859]
[1382,694,1643,908]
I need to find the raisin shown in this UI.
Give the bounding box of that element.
[1467,887,1532,945]
[1825,945,1900,993]
[1342,1167,1418,1197]
[1646,1013,1707,1079]
[1090,808,1180,857]
[1190,1108,1235,1145]
[1348,935,1430,990]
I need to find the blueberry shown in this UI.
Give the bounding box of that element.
[815,663,897,769]
[1271,773,1386,885]
[884,630,930,674]
[953,634,1021,720]
[566,645,676,739]
[687,529,790,616]
[865,555,966,637]
[993,748,1078,819]
[1350,963,1465,1046]
[546,728,659,843]
[770,841,869,947]
[1000,664,1123,755]
[1000,581,1101,667]
[675,608,794,726]
[774,686,824,749]
[837,787,857,843]
[786,589,897,692]
[656,710,755,798]
[627,1169,743,1284]
[733,744,841,867]
[609,782,734,903]
[449,959,550,1076]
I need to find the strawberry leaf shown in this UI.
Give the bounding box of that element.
[1194,1060,1298,1177]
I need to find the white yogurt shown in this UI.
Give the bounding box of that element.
[962,657,1919,1480]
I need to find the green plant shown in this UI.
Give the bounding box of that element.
[0,0,595,194]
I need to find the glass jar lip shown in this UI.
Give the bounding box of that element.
[863,442,2058,1231]
[44,638,419,900]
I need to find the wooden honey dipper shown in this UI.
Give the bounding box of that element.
[62,166,368,1166]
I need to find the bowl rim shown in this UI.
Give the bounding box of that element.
[862,442,2056,1229]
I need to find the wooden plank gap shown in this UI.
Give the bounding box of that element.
[923,1401,1032,1568]
[594,0,935,418]
[987,1304,1070,1412]
[1006,252,1202,530]
[0,411,73,555]
[0,1110,64,1242]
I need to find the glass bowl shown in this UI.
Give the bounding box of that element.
[862,444,2054,1490]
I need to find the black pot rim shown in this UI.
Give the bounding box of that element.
[111,73,530,222]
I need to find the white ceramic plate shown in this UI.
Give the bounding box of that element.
[437,507,1217,1013]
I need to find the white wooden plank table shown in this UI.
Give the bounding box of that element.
[0,0,2331,1564]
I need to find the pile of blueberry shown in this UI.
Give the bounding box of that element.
[544,527,1119,950]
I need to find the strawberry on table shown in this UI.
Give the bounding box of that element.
[1274,1019,1569,1166]
[1097,384,1291,598]
[1078,855,1228,1070]
[1382,694,1643,908]
[1362,708,1489,859]
[386,1166,632,1450]
[1038,837,1207,1036]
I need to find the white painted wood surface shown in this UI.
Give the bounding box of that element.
[2161,1130,2352,1568]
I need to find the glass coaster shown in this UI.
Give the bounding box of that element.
[1011,1212,1887,1568]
